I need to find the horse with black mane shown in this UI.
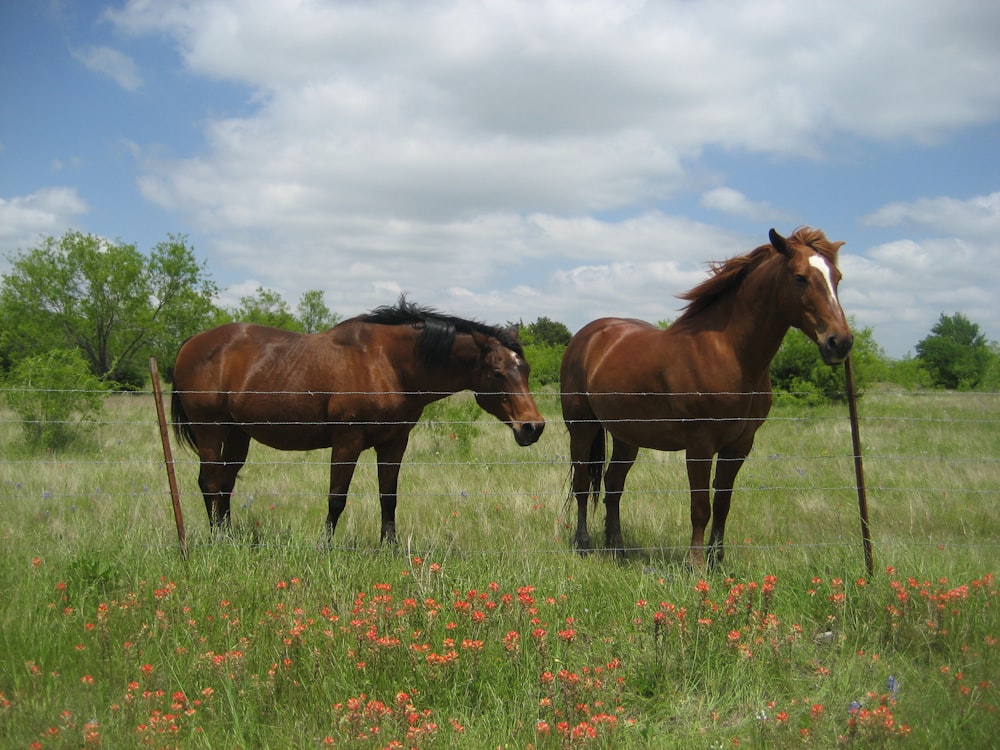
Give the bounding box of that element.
[561,227,853,567]
[172,297,544,541]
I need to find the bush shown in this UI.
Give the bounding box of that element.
[5,349,106,450]
[770,322,887,403]
[523,343,564,388]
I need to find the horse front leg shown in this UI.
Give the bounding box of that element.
[706,447,750,567]
[375,436,410,545]
[685,450,714,569]
[603,438,639,557]
[567,423,603,553]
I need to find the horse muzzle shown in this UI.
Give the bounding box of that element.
[512,420,545,446]
[819,332,854,366]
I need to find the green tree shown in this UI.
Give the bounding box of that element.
[525,316,572,347]
[770,320,887,403]
[915,312,991,390]
[231,286,300,330]
[296,289,340,333]
[0,232,219,388]
[514,316,572,388]
[5,348,106,450]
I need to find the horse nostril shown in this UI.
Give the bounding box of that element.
[835,333,854,355]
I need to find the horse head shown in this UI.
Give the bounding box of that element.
[770,227,854,365]
[468,328,545,446]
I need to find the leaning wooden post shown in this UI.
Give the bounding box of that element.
[149,357,187,559]
[844,355,873,576]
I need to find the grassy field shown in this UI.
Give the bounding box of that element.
[0,386,997,748]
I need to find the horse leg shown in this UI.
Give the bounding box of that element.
[685,449,715,569]
[375,437,410,545]
[603,437,639,556]
[196,427,250,529]
[567,421,602,553]
[326,442,362,541]
[706,447,750,567]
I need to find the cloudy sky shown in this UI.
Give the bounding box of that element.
[2,0,998,358]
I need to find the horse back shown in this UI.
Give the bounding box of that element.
[174,323,309,391]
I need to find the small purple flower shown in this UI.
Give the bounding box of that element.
[886,675,899,697]
[848,700,863,715]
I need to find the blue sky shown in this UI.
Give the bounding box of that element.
[2,0,999,358]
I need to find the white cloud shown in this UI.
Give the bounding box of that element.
[0,188,90,262]
[100,0,1000,355]
[864,192,1000,238]
[845,198,1000,354]
[72,45,143,91]
[700,187,790,222]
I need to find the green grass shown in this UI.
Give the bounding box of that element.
[0,388,997,748]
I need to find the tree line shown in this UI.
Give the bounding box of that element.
[1,232,996,448]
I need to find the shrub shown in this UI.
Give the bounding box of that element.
[5,349,106,450]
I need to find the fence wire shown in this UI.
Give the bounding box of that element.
[1,386,997,556]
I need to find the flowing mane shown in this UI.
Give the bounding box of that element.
[359,296,524,364]
[676,226,840,321]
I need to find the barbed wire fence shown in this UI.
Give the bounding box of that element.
[1,382,998,563]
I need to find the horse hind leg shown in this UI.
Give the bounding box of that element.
[197,428,251,530]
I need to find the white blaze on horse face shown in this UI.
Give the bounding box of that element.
[506,348,525,380]
[809,254,842,311]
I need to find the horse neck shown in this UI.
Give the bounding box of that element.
[393,329,479,402]
[718,256,793,374]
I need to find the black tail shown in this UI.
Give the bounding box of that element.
[171,388,199,453]
[587,428,606,511]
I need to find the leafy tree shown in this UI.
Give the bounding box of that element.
[296,289,340,332]
[230,286,300,330]
[0,232,219,388]
[5,348,106,450]
[514,316,572,387]
[915,312,991,390]
[981,342,1000,391]
[525,316,572,347]
[770,320,887,403]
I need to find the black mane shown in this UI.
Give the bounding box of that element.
[359,296,523,364]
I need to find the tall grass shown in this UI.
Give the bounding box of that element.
[0,387,997,748]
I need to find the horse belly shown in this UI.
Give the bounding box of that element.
[590,396,688,452]
[242,422,335,451]
[227,393,340,451]
[593,392,760,454]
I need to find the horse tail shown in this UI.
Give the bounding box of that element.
[587,428,606,511]
[171,387,199,453]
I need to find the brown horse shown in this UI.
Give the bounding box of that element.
[172,298,544,541]
[561,227,853,567]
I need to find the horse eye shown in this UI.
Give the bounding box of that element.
[794,274,808,284]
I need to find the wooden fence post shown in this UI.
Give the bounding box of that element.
[845,355,873,576]
[149,357,187,559]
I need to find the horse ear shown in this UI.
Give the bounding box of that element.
[469,328,493,352]
[769,228,790,257]
[504,325,521,342]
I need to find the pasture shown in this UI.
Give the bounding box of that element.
[0,386,997,748]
